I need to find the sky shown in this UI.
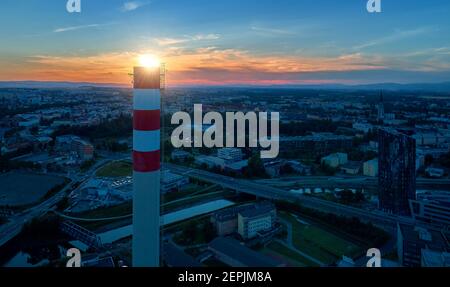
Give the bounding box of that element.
[0,0,449,86]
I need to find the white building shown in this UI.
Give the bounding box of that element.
[321,153,348,168]
[161,170,189,192]
[195,155,226,169]
[363,158,378,177]
[353,122,374,134]
[237,202,276,240]
[218,148,243,163]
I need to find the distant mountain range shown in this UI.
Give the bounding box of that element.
[1,80,450,92]
[229,82,450,92]
[0,81,126,89]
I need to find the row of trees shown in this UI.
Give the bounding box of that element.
[174,220,216,246]
[275,200,390,247]
[53,114,132,142]
[280,120,342,136]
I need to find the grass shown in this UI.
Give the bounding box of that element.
[263,241,319,267]
[73,202,132,219]
[71,202,132,231]
[162,183,213,203]
[281,212,362,265]
[162,188,227,212]
[96,161,132,178]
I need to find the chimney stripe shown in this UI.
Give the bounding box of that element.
[133,150,161,172]
[134,110,160,131]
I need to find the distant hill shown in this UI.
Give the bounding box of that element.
[348,82,450,92]
[260,82,450,92]
[0,81,127,89]
[1,80,450,92]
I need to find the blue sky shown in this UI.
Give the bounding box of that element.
[0,0,449,85]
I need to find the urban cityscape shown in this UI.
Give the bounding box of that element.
[0,0,449,269]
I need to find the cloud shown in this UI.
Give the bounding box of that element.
[53,24,106,33]
[250,26,294,35]
[190,34,221,41]
[154,34,220,46]
[6,45,448,86]
[121,1,149,12]
[155,38,188,46]
[354,27,436,50]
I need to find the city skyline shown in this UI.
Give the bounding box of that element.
[0,0,450,86]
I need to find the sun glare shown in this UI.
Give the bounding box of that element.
[139,54,161,68]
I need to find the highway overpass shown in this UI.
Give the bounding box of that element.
[165,163,415,232]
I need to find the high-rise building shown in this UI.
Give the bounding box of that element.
[378,128,416,215]
[132,65,162,267]
[377,91,385,122]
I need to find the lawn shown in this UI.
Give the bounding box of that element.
[71,202,132,231]
[162,183,213,203]
[281,212,362,265]
[263,241,319,267]
[96,161,132,178]
[73,202,132,218]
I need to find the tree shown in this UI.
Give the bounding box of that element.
[245,153,267,178]
[439,152,450,168]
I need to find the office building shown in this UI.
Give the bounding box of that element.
[409,191,450,228]
[378,128,416,215]
[237,203,277,240]
[217,148,243,163]
[397,224,449,267]
[212,201,276,238]
[321,152,348,168]
[363,158,378,177]
[161,170,189,193]
[377,91,385,122]
[72,138,94,161]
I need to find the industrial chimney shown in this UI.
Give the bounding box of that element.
[132,64,162,267]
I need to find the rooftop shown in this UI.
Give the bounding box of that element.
[163,242,202,267]
[399,224,449,252]
[209,237,282,267]
[239,202,275,219]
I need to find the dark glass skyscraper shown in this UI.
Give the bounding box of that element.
[378,128,416,215]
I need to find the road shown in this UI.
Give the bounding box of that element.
[0,180,75,247]
[254,176,450,191]
[165,163,415,232]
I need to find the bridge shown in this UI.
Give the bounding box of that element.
[0,208,14,218]
[60,221,103,250]
[165,163,415,232]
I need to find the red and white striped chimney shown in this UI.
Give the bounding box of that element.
[132,66,161,267]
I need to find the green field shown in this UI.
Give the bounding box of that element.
[262,241,319,267]
[72,202,132,231]
[162,183,214,203]
[281,212,362,265]
[96,161,132,178]
[74,202,132,218]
